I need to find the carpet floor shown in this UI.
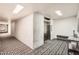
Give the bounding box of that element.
[0,37,32,55]
[0,37,69,55]
[28,39,68,55]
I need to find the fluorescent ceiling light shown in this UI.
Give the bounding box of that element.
[13,4,24,14]
[55,10,63,16]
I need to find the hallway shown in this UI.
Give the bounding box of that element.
[0,3,78,55]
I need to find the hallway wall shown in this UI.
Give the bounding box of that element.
[11,21,15,36]
[33,12,44,49]
[50,19,54,39]
[53,17,78,38]
[15,12,44,49]
[15,14,34,49]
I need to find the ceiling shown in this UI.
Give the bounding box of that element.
[0,3,79,20]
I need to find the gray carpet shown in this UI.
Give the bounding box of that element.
[28,40,68,55]
[0,37,32,55]
[0,37,69,55]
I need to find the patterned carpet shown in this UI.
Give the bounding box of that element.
[0,37,69,55]
[28,39,68,55]
[0,37,32,55]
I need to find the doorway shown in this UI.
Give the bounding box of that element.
[44,17,50,41]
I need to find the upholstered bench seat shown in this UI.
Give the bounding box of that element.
[57,35,69,40]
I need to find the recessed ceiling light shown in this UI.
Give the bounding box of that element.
[55,10,63,16]
[13,4,24,14]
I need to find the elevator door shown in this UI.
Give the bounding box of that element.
[44,21,50,41]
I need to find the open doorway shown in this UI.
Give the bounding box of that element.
[44,17,50,41]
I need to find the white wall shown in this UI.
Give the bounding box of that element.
[15,14,33,49]
[11,21,15,36]
[15,12,44,49]
[50,19,54,39]
[76,11,79,32]
[33,12,44,49]
[53,17,78,38]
